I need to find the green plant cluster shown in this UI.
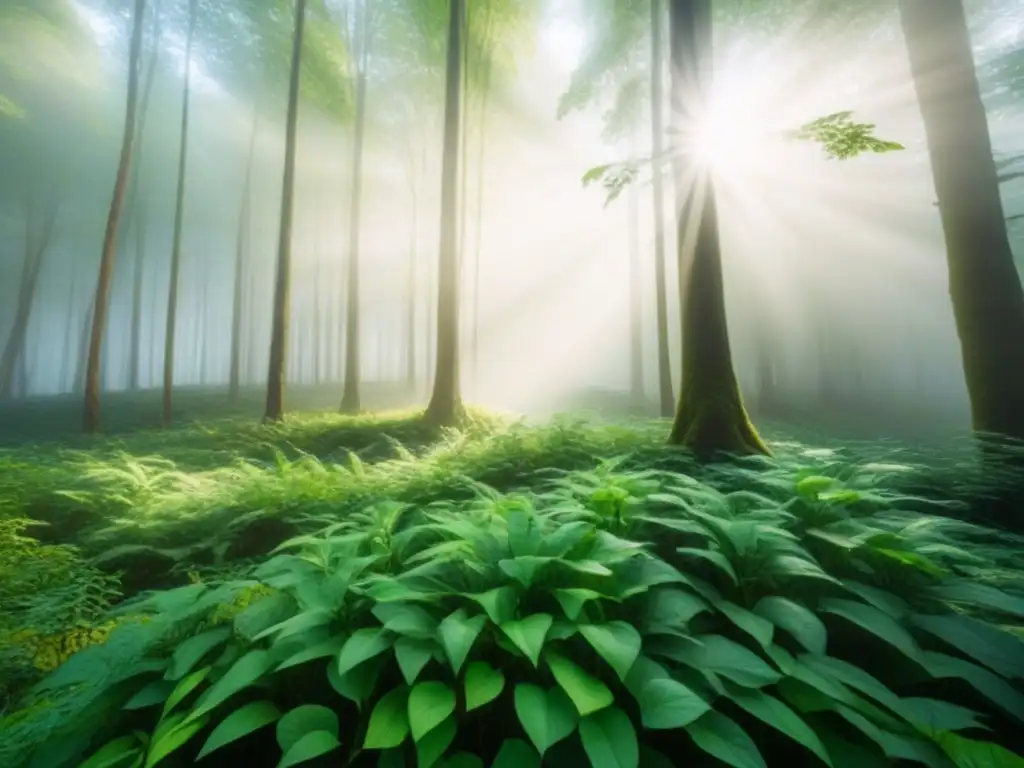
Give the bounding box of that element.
[6,455,1024,768]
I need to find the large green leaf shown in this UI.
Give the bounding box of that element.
[464,661,505,712]
[753,597,827,655]
[500,614,553,667]
[394,637,435,685]
[364,686,411,750]
[409,681,457,741]
[579,706,639,768]
[276,705,339,753]
[467,586,519,624]
[819,598,920,660]
[932,731,1024,768]
[636,677,711,729]
[277,730,341,768]
[491,739,541,768]
[680,635,782,688]
[728,688,832,766]
[718,602,774,649]
[197,701,281,759]
[372,602,439,640]
[166,627,233,680]
[336,628,394,677]
[415,715,457,768]
[546,650,614,716]
[438,608,487,674]
[579,621,642,680]
[913,614,1024,680]
[514,683,578,756]
[145,715,209,768]
[189,650,275,721]
[686,711,767,768]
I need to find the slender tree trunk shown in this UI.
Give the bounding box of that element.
[340,0,370,414]
[666,0,768,457]
[627,164,644,407]
[651,0,675,417]
[424,0,465,427]
[82,0,146,433]
[161,0,197,427]
[264,0,308,422]
[128,198,145,391]
[899,0,1024,440]
[0,199,58,398]
[75,298,95,396]
[230,106,259,401]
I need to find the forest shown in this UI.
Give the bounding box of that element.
[2,0,1024,766]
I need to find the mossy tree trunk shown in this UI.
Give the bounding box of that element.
[263,0,308,422]
[650,0,675,417]
[424,0,466,428]
[666,0,768,458]
[899,0,1024,441]
[340,0,370,414]
[82,0,146,433]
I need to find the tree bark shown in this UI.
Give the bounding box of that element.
[650,0,675,418]
[82,0,146,433]
[899,0,1024,440]
[340,0,370,414]
[161,0,197,427]
[264,0,308,422]
[666,0,768,457]
[230,105,259,401]
[423,0,466,427]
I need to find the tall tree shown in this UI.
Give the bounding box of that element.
[82,0,146,433]
[340,0,371,414]
[666,0,768,456]
[423,0,466,427]
[899,0,1024,441]
[264,0,308,422]
[161,0,198,427]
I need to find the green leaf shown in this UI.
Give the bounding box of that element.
[164,666,211,718]
[189,650,275,721]
[900,697,987,733]
[491,739,541,768]
[166,628,232,680]
[394,637,435,685]
[364,686,411,750]
[439,754,484,768]
[372,603,438,640]
[125,680,175,711]
[438,609,487,675]
[819,598,920,660]
[276,634,347,672]
[145,714,209,768]
[914,614,1024,680]
[554,588,605,621]
[687,710,767,768]
[500,614,553,667]
[254,609,331,642]
[467,586,519,624]
[717,602,774,649]
[499,556,552,588]
[336,628,394,678]
[579,706,639,768]
[930,581,1024,619]
[546,650,614,716]
[636,677,711,729]
[676,547,738,585]
[681,635,782,688]
[920,652,1024,723]
[507,510,544,557]
[578,621,642,681]
[514,683,578,756]
[728,689,832,766]
[276,705,339,753]
[79,736,144,768]
[643,587,709,634]
[752,597,827,655]
[409,681,457,741]
[795,476,835,498]
[328,655,384,708]
[932,730,1024,768]
[277,731,341,768]
[415,715,456,768]
[197,701,281,759]
[464,661,505,712]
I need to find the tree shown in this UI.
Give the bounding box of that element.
[899,0,1024,441]
[423,0,465,427]
[161,0,198,427]
[264,0,308,423]
[82,0,146,434]
[665,0,768,456]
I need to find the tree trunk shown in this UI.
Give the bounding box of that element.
[899,0,1024,440]
[60,277,77,392]
[161,0,197,427]
[469,30,493,397]
[424,0,465,427]
[0,199,58,398]
[264,0,308,422]
[666,0,768,457]
[75,297,95,396]
[340,0,370,414]
[230,105,259,401]
[128,198,145,391]
[650,0,675,417]
[82,0,146,433]
[627,166,644,407]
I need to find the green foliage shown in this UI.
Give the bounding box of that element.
[783,111,905,161]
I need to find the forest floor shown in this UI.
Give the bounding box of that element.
[1,388,1023,767]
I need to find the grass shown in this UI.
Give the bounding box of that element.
[1,387,1023,767]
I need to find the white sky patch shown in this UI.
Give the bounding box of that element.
[540,12,586,74]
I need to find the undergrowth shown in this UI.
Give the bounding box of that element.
[2,410,1024,767]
